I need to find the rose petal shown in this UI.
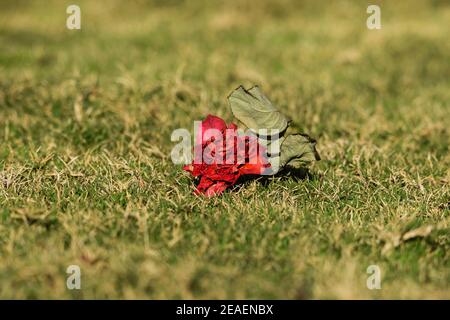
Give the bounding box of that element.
[205,181,229,197]
[203,115,227,132]
[185,115,272,197]
[196,115,226,144]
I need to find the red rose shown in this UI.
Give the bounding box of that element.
[184,115,270,196]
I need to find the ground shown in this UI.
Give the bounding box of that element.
[0,0,449,299]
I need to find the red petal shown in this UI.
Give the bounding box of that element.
[195,176,214,194]
[196,115,227,146]
[205,181,229,197]
[202,115,227,132]
[239,143,271,175]
[227,122,238,131]
[239,163,265,175]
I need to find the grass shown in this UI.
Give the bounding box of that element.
[0,0,449,299]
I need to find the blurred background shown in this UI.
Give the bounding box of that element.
[1,0,449,129]
[1,0,449,147]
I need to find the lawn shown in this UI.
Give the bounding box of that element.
[0,0,449,299]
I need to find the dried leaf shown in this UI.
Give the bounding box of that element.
[228,85,288,134]
[279,134,320,168]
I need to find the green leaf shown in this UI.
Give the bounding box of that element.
[279,134,320,168]
[228,86,289,134]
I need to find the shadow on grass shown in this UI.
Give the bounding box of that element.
[233,166,316,191]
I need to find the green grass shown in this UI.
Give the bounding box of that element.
[0,0,449,299]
